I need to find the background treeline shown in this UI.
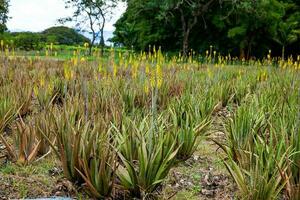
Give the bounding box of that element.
[112,0,300,59]
[0,26,90,50]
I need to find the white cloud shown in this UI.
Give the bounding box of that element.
[7,0,126,32]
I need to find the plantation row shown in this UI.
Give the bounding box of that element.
[0,50,299,199]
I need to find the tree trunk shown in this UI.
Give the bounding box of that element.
[240,48,245,60]
[87,7,96,56]
[89,35,96,56]
[99,28,105,56]
[282,45,285,61]
[99,12,106,57]
[182,31,190,57]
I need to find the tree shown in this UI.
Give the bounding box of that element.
[225,0,285,59]
[160,0,221,56]
[274,2,300,60]
[112,0,176,51]
[42,26,90,45]
[113,0,300,58]
[61,0,119,54]
[0,0,9,33]
[13,32,42,50]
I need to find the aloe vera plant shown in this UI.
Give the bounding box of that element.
[76,125,117,199]
[169,105,210,161]
[51,109,87,182]
[116,116,179,198]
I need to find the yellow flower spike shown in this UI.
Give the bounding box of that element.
[156,64,162,89]
[54,52,57,57]
[45,50,49,57]
[5,48,9,57]
[48,82,54,94]
[33,85,39,96]
[145,63,150,76]
[113,63,117,77]
[80,57,86,62]
[50,43,53,51]
[132,62,138,79]
[207,68,212,79]
[64,63,72,80]
[40,77,45,87]
[150,68,156,88]
[74,58,78,66]
[205,50,209,57]
[98,64,102,73]
[144,80,149,95]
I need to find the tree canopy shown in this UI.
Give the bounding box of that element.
[61,0,120,54]
[112,0,300,58]
[42,26,90,45]
[0,0,9,33]
[1,26,90,50]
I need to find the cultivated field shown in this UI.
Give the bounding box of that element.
[0,47,300,199]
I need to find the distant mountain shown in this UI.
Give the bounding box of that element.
[9,28,27,32]
[9,27,114,46]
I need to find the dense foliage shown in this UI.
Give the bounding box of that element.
[0,0,9,33]
[0,26,90,50]
[42,26,90,45]
[112,0,300,58]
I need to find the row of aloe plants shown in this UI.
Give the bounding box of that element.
[217,68,300,199]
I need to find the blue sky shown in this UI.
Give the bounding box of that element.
[7,0,126,32]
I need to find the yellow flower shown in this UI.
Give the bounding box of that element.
[156,64,162,89]
[48,83,54,93]
[113,64,117,77]
[145,63,150,76]
[207,68,212,79]
[80,57,86,62]
[40,77,45,87]
[98,64,102,73]
[33,85,39,96]
[150,70,156,88]
[144,80,149,95]
[64,63,74,80]
[73,58,78,66]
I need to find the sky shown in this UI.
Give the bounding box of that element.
[7,0,126,32]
